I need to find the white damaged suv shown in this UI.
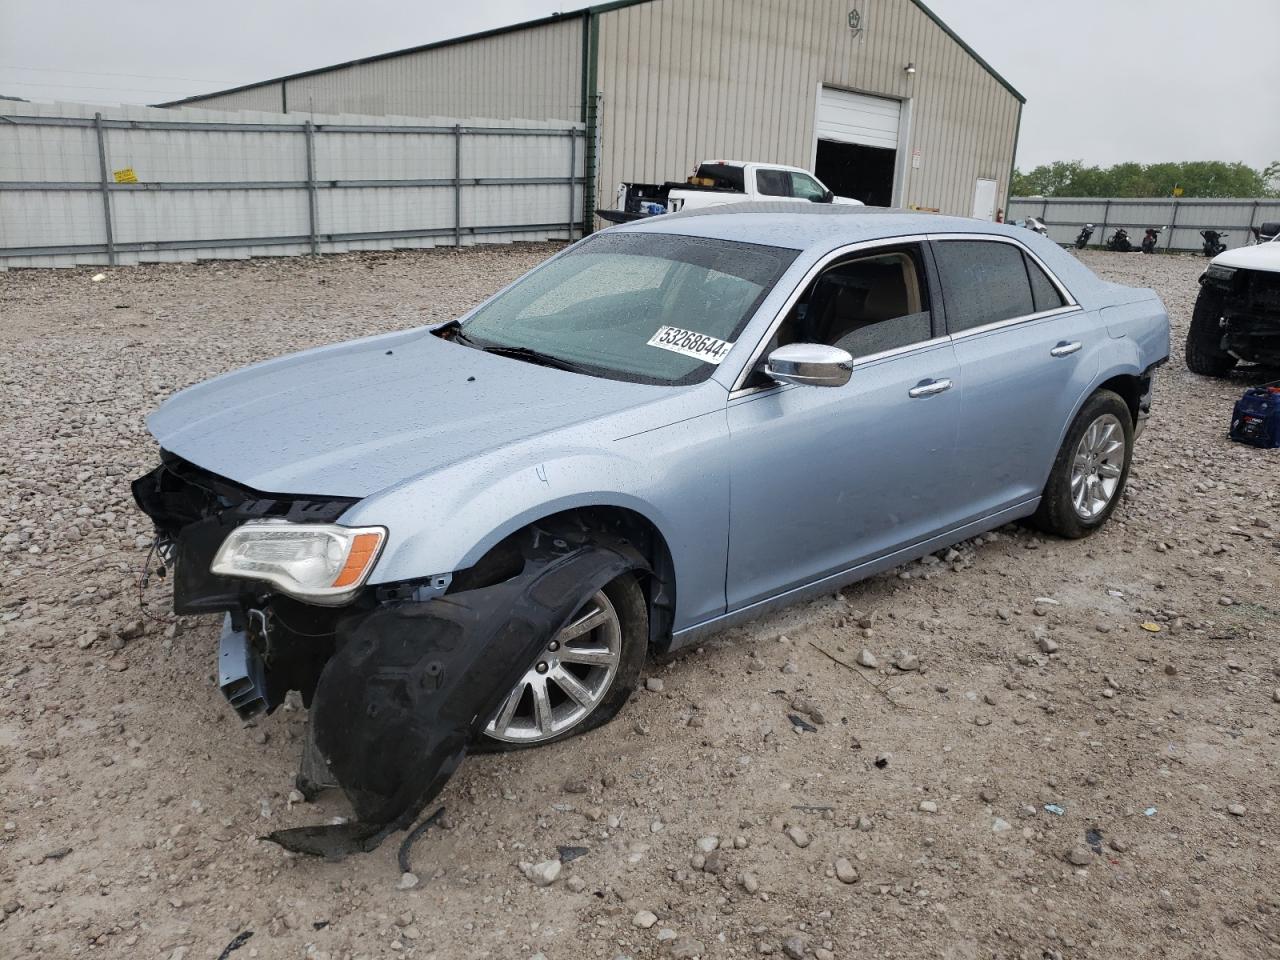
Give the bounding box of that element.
[1186,224,1280,376]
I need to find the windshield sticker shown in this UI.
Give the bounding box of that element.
[646,326,735,365]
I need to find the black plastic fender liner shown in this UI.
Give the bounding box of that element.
[265,528,647,860]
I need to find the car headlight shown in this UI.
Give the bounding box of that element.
[211,520,387,604]
[1205,263,1236,282]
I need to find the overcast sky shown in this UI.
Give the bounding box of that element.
[3,0,1277,171]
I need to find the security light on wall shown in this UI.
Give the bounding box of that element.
[904,62,917,75]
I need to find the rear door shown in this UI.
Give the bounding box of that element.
[930,236,1099,519]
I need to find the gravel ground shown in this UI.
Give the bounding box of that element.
[1,245,1278,960]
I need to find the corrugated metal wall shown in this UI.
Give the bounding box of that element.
[594,0,1021,218]
[0,100,584,269]
[188,19,584,123]
[187,82,287,114]
[1008,196,1280,252]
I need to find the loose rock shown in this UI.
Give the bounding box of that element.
[525,859,562,886]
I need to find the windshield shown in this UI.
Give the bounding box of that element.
[456,232,798,385]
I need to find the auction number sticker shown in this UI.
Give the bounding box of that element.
[646,326,735,364]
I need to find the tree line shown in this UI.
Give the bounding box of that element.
[1012,160,1280,199]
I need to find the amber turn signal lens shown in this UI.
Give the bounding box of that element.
[332,531,385,588]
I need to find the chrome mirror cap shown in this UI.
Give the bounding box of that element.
[765,343,854,388]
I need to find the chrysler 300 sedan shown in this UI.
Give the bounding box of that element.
[133,204,1170,853]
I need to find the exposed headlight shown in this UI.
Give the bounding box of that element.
[211,520,387,604]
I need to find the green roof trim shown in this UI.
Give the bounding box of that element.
[907,0,1025,103]
[157,0,1024,110]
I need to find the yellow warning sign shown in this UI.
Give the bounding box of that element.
[113,168,138,184]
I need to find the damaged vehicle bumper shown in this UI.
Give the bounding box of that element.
[1201,265,1280,365]
[132,453,646,858]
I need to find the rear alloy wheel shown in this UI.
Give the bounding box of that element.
[1185,288,1237,377]
[1031,390,1134,539]
[482,574,646,748]
[1069,413,1125,521]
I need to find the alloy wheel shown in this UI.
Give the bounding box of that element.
[483,590,622,744]
[1070,413,1125,521]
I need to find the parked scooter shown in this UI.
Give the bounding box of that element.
[1074,223,1095,249]
[1106,228,1133,252]
[1140,227,1162,254]
[1200,229,1227,257]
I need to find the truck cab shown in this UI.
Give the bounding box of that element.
[602,160,863,223]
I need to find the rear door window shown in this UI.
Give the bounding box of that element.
[931,240,1035,334]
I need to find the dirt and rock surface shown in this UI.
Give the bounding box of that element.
[1,244,1278,960]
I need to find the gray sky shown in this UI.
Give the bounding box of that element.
[3,0,1277,171]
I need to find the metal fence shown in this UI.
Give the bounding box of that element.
[1007,196,1280,252]
[0,101,586,269]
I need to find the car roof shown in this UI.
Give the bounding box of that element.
[612,202,1033,252]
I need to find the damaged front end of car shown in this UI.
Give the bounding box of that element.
[132,452,645,859]
[1201,264,1280,366]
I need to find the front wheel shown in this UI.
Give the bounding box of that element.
[1185,288,1237,377]
[1031,390,1133,539]
[478,572,647,750]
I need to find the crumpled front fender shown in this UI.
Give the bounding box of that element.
[266,524,645,859]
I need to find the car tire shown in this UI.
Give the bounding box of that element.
[1185,288,1237,377]
[474,572,647,753]
[1031,390,1134,539]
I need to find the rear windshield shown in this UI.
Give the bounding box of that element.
[694,163,746,192]
[459,232,797,385]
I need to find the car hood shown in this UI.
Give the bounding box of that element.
[1211,242,1280,272]
[148,328,673,498]
[831,195,865,206]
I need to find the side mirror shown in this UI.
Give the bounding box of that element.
[765,343,853,387]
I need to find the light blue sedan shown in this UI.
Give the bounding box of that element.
[133,204,1169,851]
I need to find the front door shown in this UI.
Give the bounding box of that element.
[725,242,963,610]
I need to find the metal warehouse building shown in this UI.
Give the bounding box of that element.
[163,0,1023,227]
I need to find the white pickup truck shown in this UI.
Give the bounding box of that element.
[598,160,864,223]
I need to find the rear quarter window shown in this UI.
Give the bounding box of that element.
[1025,253,1066,312]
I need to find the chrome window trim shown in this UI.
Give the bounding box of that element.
[946,304,1082,341]
[730,233,932,393]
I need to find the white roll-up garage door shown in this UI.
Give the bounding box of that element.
[816,87,901,150]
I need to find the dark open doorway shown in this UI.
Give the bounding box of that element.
[815,140,897,208]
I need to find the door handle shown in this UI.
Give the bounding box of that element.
[908,378,953,398]
[1050,341,1082,357]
